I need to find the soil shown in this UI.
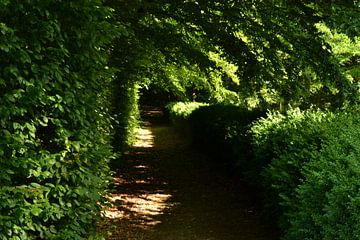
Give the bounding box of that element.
[98,106,278,240]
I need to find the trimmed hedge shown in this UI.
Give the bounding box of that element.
[173,102,360,239]
[0,1,114,239]
[251,108,360,239]
[112,78,140,152]
[166,101,209,121]
[250,109,335,227]
[188,104,265,170]
[283,110,360,240]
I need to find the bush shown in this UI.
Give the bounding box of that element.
[188,104,265,170]
[112,79,140,152]
[0,1,114,239]
[250,108,335,227]
[250,107,360,239]
[284,110,360,240]
[172,103,360,239]
[166,101,209,120]
[165,102,208,139]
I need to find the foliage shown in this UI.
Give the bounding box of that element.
[283,109,360,239]
[165,102,209,139]
[0,1,114,239]
[318,23,360,89]
[106,0,241,106]
[166,102,209,120]
[2,0,360,239]
[111,78,140,152]
[186,105,360,239]
[106,1,360,238]
[107,0,360,110]
[188,105,265,168]
[249,107,360,239]
[250,108,335,228]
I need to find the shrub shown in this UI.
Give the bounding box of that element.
[112,79,140,152]
[188,104,265,170]
[166,101,209,120]
[251,107,360,239]
[284,110,360,240]
[250,108,335,227]
[173,103,360,239]
[166,101,208,133]
[0,1,114,239]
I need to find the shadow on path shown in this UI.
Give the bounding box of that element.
[98,106,278,240]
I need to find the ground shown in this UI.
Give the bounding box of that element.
[98,107,278,240]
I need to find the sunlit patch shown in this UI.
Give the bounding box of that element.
[141,107,164,118]
[133,127,154,148]
[147,110,163,116]
[135,179,150,184]
[102,193,173,227]
[112,177,126,186]
[100,124,174,230]
[134,165,149,169]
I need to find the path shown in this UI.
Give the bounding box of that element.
[98,107,278,240]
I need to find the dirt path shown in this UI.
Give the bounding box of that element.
[98,107,278,240]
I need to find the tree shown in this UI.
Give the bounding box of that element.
[109,0,360,110]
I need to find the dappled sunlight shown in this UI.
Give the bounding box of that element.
[99,107,278,240]
[134,165,149,169]
[102,192,173,227]
[112,177,126,186]
[100,123,175,232]
[141,106,164,118]
[102,174,174,228]
[133,127,155,148]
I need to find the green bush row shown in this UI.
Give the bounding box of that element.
[189,105,265,168]
[166,102,209,120]
[0,1,114,239]
[166,102,208,135]
[168,102,265,169]
[253,108,360,240]
[172,102,360,239]
[250,108,335,226]
[111,79,140,152]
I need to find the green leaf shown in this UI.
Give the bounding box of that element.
[31,207,42,216]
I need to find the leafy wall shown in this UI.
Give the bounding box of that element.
[0,1,114,239]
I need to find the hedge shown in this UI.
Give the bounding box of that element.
[111,78,140,152]
[0,1,114,239]
[173,102,360,239]
[165,102,208,135]
[171,103,265,171]
[251,108,360,239]
[166,101,209,121]
[283,110,360,239]
[250,108,335,227]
